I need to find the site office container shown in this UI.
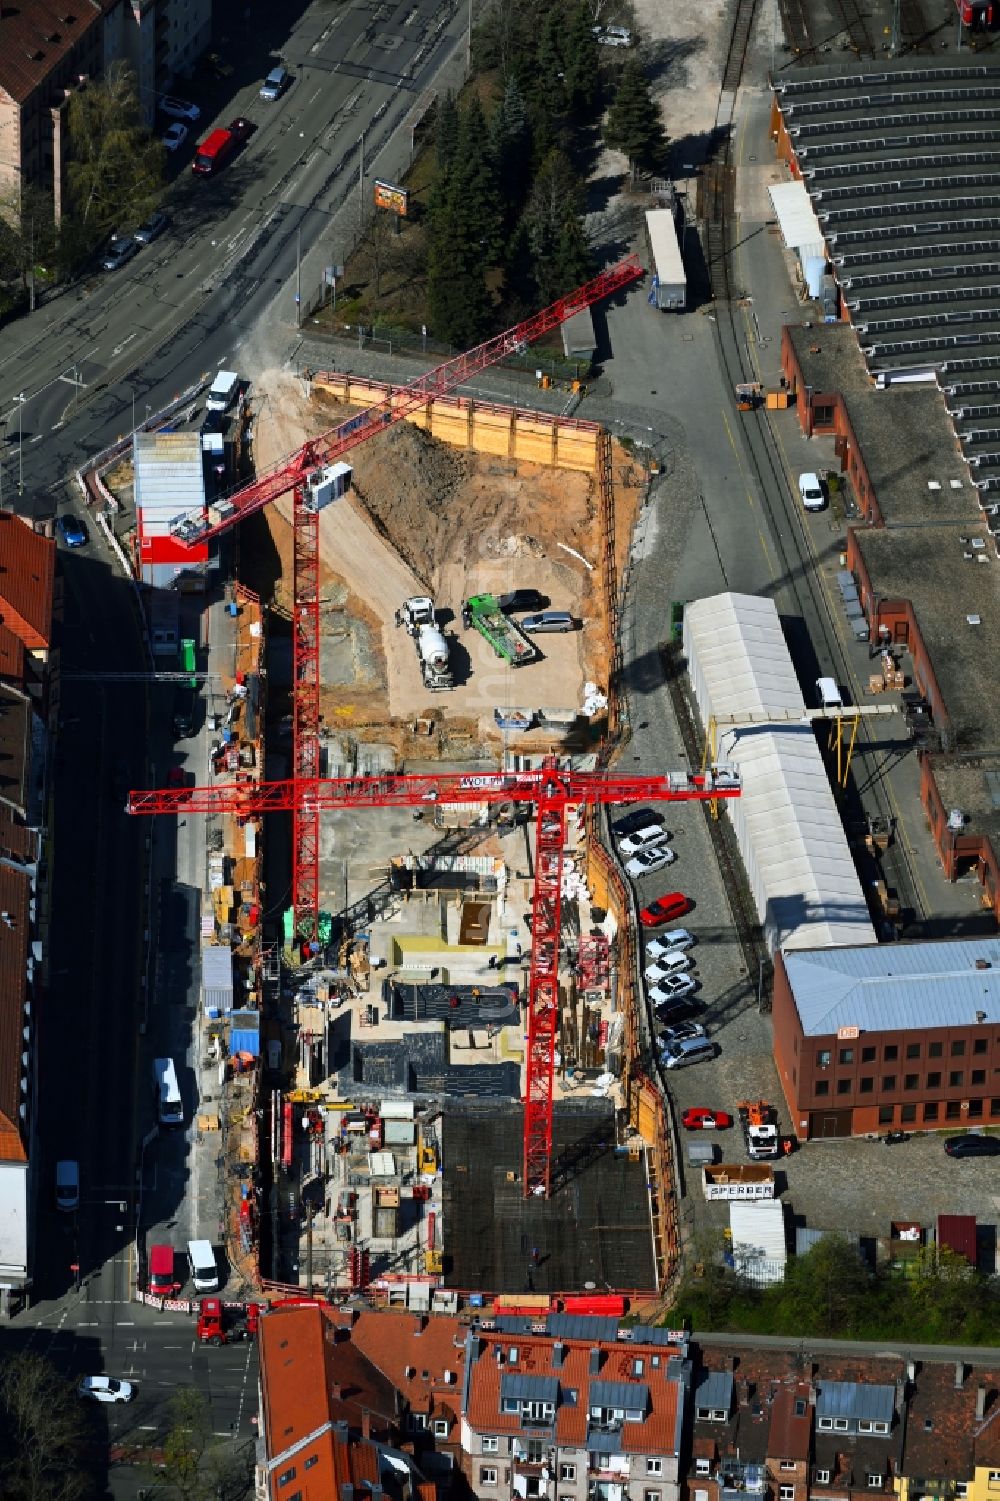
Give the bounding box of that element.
[192,128,235,176]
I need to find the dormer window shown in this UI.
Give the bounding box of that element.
[508,1347,519,1365]
[696,1406,728,1422]
[867,1476,883,1490]
[858,1421,890,1436]
[795,1399,807,1417]
[696,1459,711,1476]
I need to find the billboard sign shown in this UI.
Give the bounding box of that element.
[374,179,409,216]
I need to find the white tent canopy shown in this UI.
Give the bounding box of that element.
[683,592,876,954]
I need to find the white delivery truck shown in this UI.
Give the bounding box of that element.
[205,370,240,412]
[153,1057,183,1127]
[187,1239,220,1292]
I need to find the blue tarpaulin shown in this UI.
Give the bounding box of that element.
[229,1010,260,1056]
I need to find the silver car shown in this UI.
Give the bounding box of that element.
[625,845,676,878]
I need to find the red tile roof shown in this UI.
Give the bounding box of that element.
[346,1310,466,1419]
[903,1362,1000,1479]
[0,514,55,650]
[0,626,25,682]
[0,0,107,107]
[0,862,31,1163]
[768,1382,812,1461]
[466,1329,685,1455]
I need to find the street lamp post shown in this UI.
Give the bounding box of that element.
[15,393,25,496]
[0,418,5,508]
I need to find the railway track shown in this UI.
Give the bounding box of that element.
[699,0,925,925]
[833,0,873,53]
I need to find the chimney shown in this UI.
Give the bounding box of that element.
[415,1314,428,1335]
[331,1381,342,1399]
[589,1348,602,1375]
[955,1362,966,1389]
[362,1409,372,1439]
[553,1341,565,1368]
[977,1385,988,1421]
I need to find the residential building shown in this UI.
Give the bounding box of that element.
[0,0,212,216]
[897,1360,1000,1501]
[771,938,1000,1138]
[0,512,56,1315]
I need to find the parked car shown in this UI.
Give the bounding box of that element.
[158,96,200,122]
[594,23,632,45]
[227,116,255,144]
[645,953,694,983]
[57,514,87,548]
[944,1134,1000,1158]
[612,807,664,838]
[660,1020,706,1044]
[260,65,291,100]
[78,1376,134,1404]
[639,892,693,927]
[653,997,702,1026]
[626,845,676,878]
[798,471,825,512]
[619,824,671,857]
[649,973,698,1005]
[102,235,137,272]
[521,610,575,633]
[646,929,694,958]
[55,1159,79,1212]
[498,589,549,613]
[661,1036,716,1069]
[161,121,189,152]
[134,211,168,245]
[816,676,843,710]
[682,1107,733,1131]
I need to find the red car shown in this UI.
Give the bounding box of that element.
[682,1108,733,1131]
[639,892,693,927]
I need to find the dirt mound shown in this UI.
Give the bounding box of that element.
[348,424,473,590]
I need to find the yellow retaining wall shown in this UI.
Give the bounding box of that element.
[313,373,601,473]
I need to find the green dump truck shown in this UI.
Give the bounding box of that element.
[463,594,540,667]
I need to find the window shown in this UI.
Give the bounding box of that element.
[950,1071,965,1088]
[696,1459,712,1476]
[862,1046,876,1063]
[923,1102,939,1121]
[481,1468,498,1486]
[815,1080,829,1097]
[818,1418,833,1431]
[278,1471,297,1489]
[303,1456,318,1471]
[956,1486,968,1498]
[952,1040,966,1057]
[816,1471,831,1485]
[860,1076,874,1094]
[559,1464,576,1481]
[434,1419,450,1437]
[867,1477,883,1490]
[411,1413,428,1430]
[993,1099,1000,1118]
[946,1101,962,1120]
[884,1044,898,1061]
[929,1041,943,1058]
[901,1103,917,1123]
[647,1459,663,1476]
[904,1074,919,1090]
[969,1099,984,1118]
[817,1050,831,1068]
[834,1418,849,1432]
[781,1460,797,1471]
[880,1105,895,1125]
[633,1359,645,1377]
[973,1070,987,1086]
[987,1472,1000,1487]
[483,1437,499,1453]
[837,1079,851,1095]
[906,1043,921,1059]
[646,1493,663,1501]
[508,1346,519,1364]
[859,1420,890,1435]
[839,1048,854,1065]
[882,1076,897,1093]
[780,1487,796,1500]
[927,1072,941,1089]
[974,1038,989,1055]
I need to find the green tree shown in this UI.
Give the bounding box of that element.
[159,1388,212,1501]
[522,149,592,304]
[604,56,667,179]
[0,1353,92,1501]
[562,1,600,117]
[490,75,531,223]
[451,95,503,263]
[435,90,460,173]
[0,186,58,312]
[66,62,164,247]
[778,1235,871,1338]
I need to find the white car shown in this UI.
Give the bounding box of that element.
[798,472,825,511]
[158,96,200,122]
[594,24,632,45]
[619,824,671,857]
[78,1376,135,1404]
[649,973,698,1005]
[646,929,694,958]
[625,846,676,878]
[161,122,188,152]
[645,953,694,983]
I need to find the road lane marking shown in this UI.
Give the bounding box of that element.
[112,332,137,357]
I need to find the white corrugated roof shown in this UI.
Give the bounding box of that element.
[683,593,876,954]
[134,432,205,519]
[767,181,824,252]
[645,208,684,286]
[729,1200,787,1260]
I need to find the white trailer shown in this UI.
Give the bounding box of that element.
[645,208,686,311]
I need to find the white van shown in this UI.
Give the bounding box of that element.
[187,1239,219,1292]
[816,676,844,710]
[205,370,239,412]
[153,1057,183,1128]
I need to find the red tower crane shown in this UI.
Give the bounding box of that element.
[128,763,741,1196]
[168,256,645,947]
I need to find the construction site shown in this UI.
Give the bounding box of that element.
[109,262,732,1312]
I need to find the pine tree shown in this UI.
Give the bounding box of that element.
[562,1,600,119]
[435,91,459,173]
[450,96,503,264]
[604,57,667,180]
[490,76,531,223]
[522,150,592,305]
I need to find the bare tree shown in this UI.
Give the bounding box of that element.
[0,1354,92,1501]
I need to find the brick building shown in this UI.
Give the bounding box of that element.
[772,937,1000,1139]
